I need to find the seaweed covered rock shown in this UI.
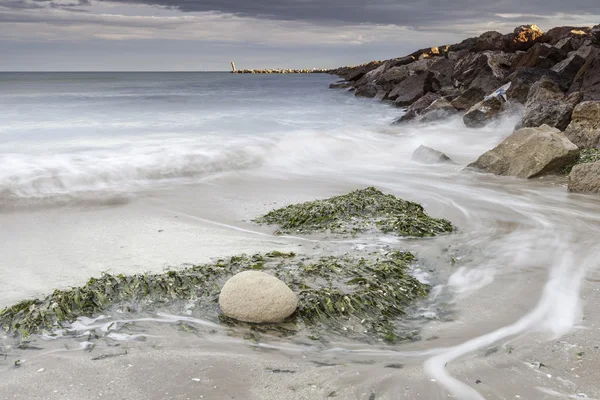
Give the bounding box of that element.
[254,187,453,237]
[0,250,430,343]
[467,125,579,178]
[219,271,298,323]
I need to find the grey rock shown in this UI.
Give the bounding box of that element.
[569,161,600,194]
[541,26,592,46]
[506,68,570,104]
[453,52,516,94]
[219,271,298,323]
[467,125,579,178]
[377,59,435,87]
[420,98,459,123]
[390,72,437,106]
[451,87,485,111]
[355,83,379,98]
[519,77,575,131]
[463,96,505,128]
[569,49,600,101]
[393,92,441,124]
[551,52,587,85]
[592,25,600,44]
[513,43,567,70]
[564,101,600,148]
[329,80,352,89]
[412,145,453,164]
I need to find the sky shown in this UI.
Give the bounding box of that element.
[1,0,599,71]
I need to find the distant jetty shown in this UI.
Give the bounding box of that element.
[230,61,330,74]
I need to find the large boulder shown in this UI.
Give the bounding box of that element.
[569,50,600,101]
[519,77,575,131]
[451,87,485,111]
[412,145,453,164]
[592,25,600,44]
[393,92,441,124]
[355,60,392,88]
[564,101,600,148]
[453,52,516,94]
[342,61,382,82]
[506,68,570,104]
[541,26,592,47]
[569,161,600,194]
[475,31,510,52]
[467,125,579,178]
[419,98,459,122]
[377,58,435,87]
[429,58,455,87]
[389,71,437,106]
[513,43,567,70]
[219,271,298,323]
[511,24,544,51]
[463,95,505,128]
[550,52,587,85]
[355,83,379,98]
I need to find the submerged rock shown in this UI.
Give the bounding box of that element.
[393,92,441,124]
[412,145,453,164]
[468,125,579,178]
[463,95,505,128]
[519,77,575,131]
[564,101,600,148]
[569,160,600,194]
[329,80,352,89]
[219,271,298,323]
[254,187,453,237]
[451,87,485,111]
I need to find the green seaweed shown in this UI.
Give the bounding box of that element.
[564,148,600,173]
[0,250,428,343]
[253,187,453,237]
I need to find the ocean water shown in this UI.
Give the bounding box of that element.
[2,72,600,400]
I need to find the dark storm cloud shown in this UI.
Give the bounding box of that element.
[90,0,599,26]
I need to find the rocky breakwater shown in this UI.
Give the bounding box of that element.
[329,24,600,194]
[233,68,331,74]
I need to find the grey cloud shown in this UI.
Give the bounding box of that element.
[90,0,600,26]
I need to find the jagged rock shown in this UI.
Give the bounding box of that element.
[569,49,600,101]
[355,61,392,87]
[393,92,441,124]
[448,37,477,53]
[409,46,447,60]
[389,72,437,106]
[569,161,600,193]
[451,87,485,111]
[412,145,453,164]
[377,59,435,87]
[219,271,298,323]
[329,80,352,89]
[592,25,600,44]
[467,125,579,178]
[513,43,567,70]
[475,31,510,52]
[519,77,575,131]
[420,98,459,122]
[542,26,592,46]
[512,25,544,51]
[453,52,515,94]
[506,68,569,104]
[342,61,382,81]
[564,101,600,148]
[374,90,388,101]
[355,83,379,98]
[551,52,587,85]
[463,96,505,128]
[429,58,455,87]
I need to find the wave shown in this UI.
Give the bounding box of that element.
[0,139,269,202]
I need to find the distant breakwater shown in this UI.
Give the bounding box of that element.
[231,68,331,74]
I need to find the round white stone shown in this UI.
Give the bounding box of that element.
[218,271,298,323]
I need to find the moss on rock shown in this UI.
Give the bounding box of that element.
[564,148,600,173]
[1,250,428,343]
[254,187,453,237]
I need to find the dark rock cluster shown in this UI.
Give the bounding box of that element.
[329,24,600,194]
